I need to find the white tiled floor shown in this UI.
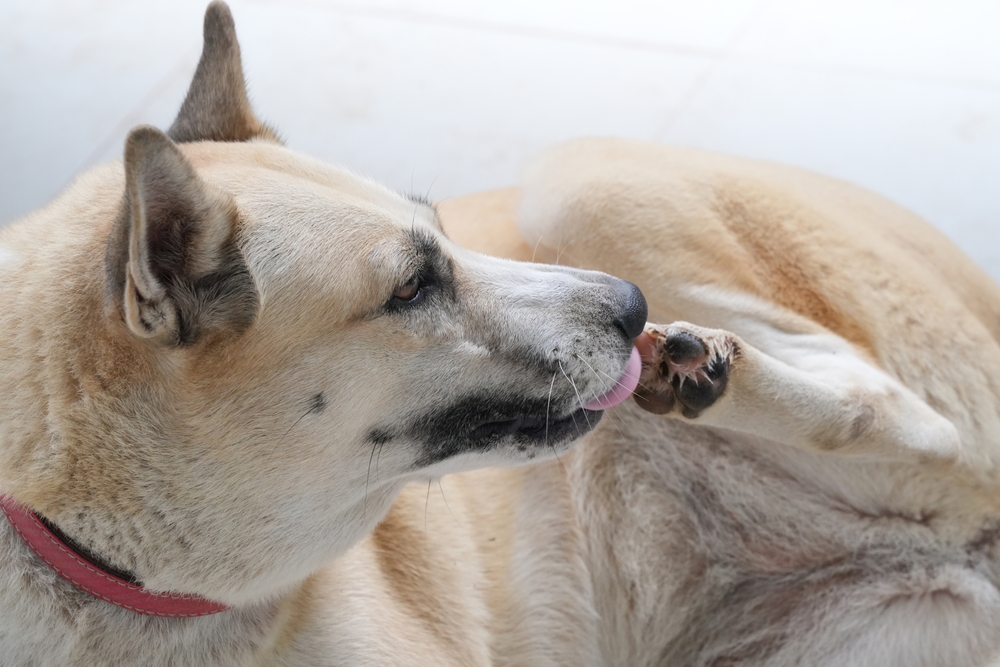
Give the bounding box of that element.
[3,1,999,281]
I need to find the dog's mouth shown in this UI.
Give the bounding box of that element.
[394,348,640,469]
[582,346,642,411]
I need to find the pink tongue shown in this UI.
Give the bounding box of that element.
[584,347,642,411]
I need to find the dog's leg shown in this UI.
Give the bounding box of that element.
[634,321,962,459]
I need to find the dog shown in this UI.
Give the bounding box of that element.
[3,2,1000,665]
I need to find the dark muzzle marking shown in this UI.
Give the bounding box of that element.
[369,395,603,468]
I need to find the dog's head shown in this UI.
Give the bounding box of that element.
[3,2,645,605]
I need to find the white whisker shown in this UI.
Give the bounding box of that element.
[576,358,632,441]
[424,479,432,533]
[437,481,459,524]
[364,441,377,522]
[531,235,544,264]
[375,440,385,483]
[577,353,653,394]
[558,361,592,432]
[424,171,441,203]
[545,371,557,448]
[545,371,565,469]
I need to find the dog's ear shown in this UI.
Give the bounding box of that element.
[167,1,279,144]
[106,126,258,345]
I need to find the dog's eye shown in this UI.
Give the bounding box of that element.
[393,276,421,302]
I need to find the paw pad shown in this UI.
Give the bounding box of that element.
[634,323,738,418]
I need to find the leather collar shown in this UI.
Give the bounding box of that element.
[1,495,228,617]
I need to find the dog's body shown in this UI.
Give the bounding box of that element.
[437,143,1000,666]
[4,3,1000,665]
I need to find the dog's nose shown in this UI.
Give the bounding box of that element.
[612,280,648,340]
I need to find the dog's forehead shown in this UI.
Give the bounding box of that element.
[187,142,434,242]
[179,141,442,316]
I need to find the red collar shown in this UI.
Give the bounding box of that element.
[1,495,228,617]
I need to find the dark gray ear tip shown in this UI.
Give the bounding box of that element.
[125,125,173,161]
[127,124,170,143]
[203,1,238,49]
[204,1,235,30]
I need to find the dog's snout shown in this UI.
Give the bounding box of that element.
[612,280,648,340]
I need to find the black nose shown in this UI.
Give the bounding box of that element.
[612,280,648,340]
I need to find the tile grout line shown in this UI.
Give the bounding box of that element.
[652,0,775,142]
[722,54,1000,93]
[243,0,725,60]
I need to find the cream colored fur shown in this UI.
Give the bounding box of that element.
[502,138,1000,666]
[4,3,1000,665]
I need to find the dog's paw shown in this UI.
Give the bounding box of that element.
[634,322,738,418]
